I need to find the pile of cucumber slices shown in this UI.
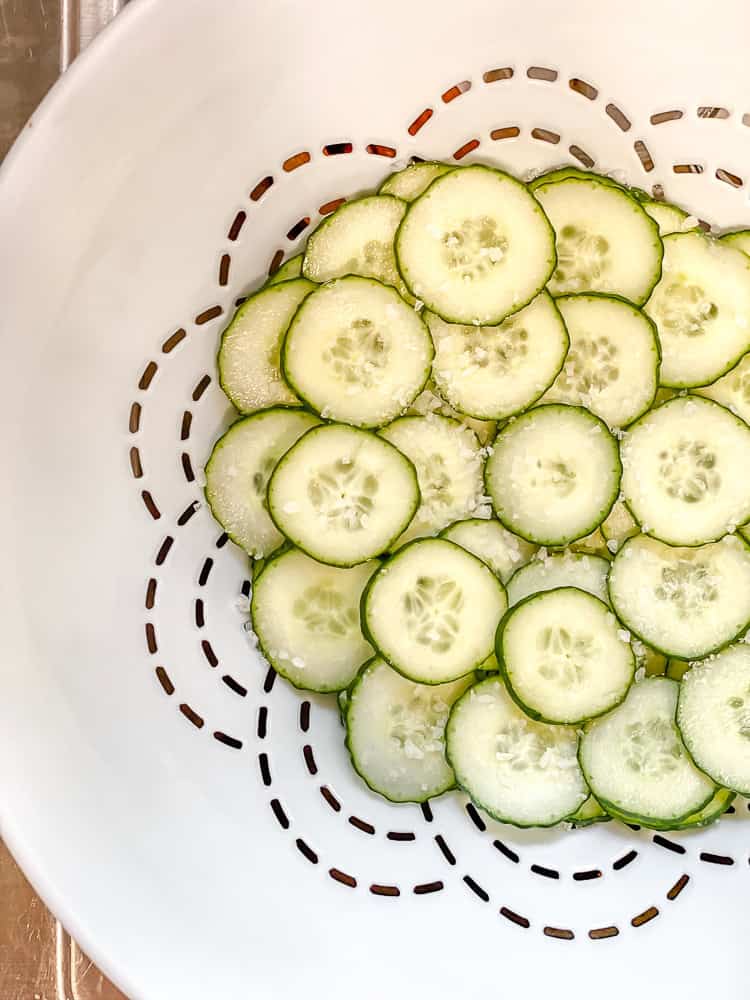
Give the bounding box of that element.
[205,159,750,830]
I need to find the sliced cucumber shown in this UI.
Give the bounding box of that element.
[579,678,716,827]
[569,527,610,559]
[506,551,610,606]
[645,232,750,387]
[395,164,556,325]
[281,276,433,427]
[721,230,750,256]
[362,538,507,684]
[251,547,377,692]
[661,786,735,830]
[540,294,659,427]
[427,290,569,420]
[345,656,473,802]
[205,408,320,558]
[677,643,750,795]
[499,587,635,725]
[379,162,454,202]
[621,395,750,546]
[446,676,588,827]
[534,177,662,304]
[632,639,668,677]
[640,200,691,237]
[528,167,623,192]
[267,423,420,566]
[485,404,621,546]
[601,501,638,547]
[408,382,496,444]
[302,195,407,288]
[569,795,610,827]
[607,534,750,659]
[440,517,537,583]
[379,414,485,547]
[267,254,303,286]
[696,351,750,426]
[218,279,314,413]
[666,659,690,681]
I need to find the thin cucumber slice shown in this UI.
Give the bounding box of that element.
[379,414,485,547]
[281,276,433,427]
[535,177,662,303]
[528,167,623,192]
[677,643,750,795]
[408,382,496,444]
[601,502,638,547]
[485,404,621,546]
[607,534,750,659]
[632,639,668,677]
[218,279,314,413]
[440,518,537,583]
[205,408,320,558]
[446,676,588,827]
[569,528,610,559]
[666,659,690,681]
[621,396,750,546]
[345,656,474,802]
[427,290,569,420]
[499,587,635,725]
[337,687,349,724]
[506,551,610,606]
[251,547,377,692]
[267,423,420,567]
[641,200,691,237]
[660,786,735,830]
[302,195,407,288]
[645,232,750,387]
[362,538,507,684]
[379,161,454,202]
[721,230,750,256]
[267,254,303,285]
[395,164,556,325]
[654,386,679,405]
[579,678,716,827]
[540,294,659,427]
[477,651,500,676]
[696,351,750,426]
[569,795,610,827]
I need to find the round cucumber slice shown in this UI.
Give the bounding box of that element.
[267,423,420,566]
[267,254,303,285]
[569,795,610,827]
[485,404,621,546]
[427,290,569,420]
[660,787,735,830]
[395,164,556,325]
[621,395,750,546]
[362,538,507,684]
[696,351,750,426]
[528,166,624,192]
[499,587,635,725]
[640,199,690,236]
[345,656,473,802]
[645,232,750,387]
[506,551,610,606]
[250,547,377,692]
[721,230,750,256]
[534,177,662,304]
[579,678,716,827]
[608,534,750,659]
[205,408,320,558]
[440,517,537,583]
[379,161,454,202]
[218,278,315,413]
[677,643,750,795]
[540,294,659,427]
[282,276,433,428]
[408,381,496,444]
[446,676,588,827]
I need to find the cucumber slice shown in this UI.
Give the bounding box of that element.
[601,501,638,546]
[362,538,507,684]
[267,254,303,286]
[427,290,569,420]
[218,279,315,413]
[446,676,588,827]
[337,687,349,724]
[250,546,377,692]
[506,551,610,606]
[540,294,659,427]
[641,200,690,237]
[607,534,750,659]
[528,167,623,192]
[661,786,735,830]
[579,678,716,827]
[205,408,320,558]
[408,382,496,444]
[440,517,537,583]
[395,164,556,325]
[345,656,474,802]
[499,587,635,725]
[302,195,407,288]
[696,352,750,426]
[281,276,433,427]
[621,395,750,546]
[632,639,668,677]
[379,161,454,202]
[677,643,750,795]
[721,230,750,256]
[485,404,621,546]
[666,659,690,681]
[645,233,750,387]
[535,177,662,304]
[379,414,485,547]
[569,528,610,559]
[267,423,420,566]
[570,795,610,827]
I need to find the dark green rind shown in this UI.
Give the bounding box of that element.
[721,229,750,256]
[528,167,625,192]
[599,788,732,831]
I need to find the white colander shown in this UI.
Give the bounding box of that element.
[2,1,750,997]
